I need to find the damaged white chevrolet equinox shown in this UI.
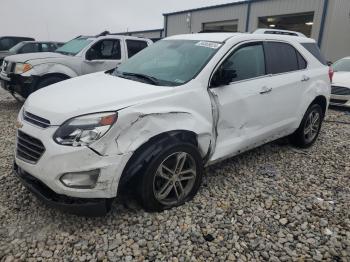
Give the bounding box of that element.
[14,32,331,216]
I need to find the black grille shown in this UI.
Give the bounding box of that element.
[2,60,14,74]
[330,99,347,105]
[331,86,350,96]
[16,130,45,164]
[23,111,50,128]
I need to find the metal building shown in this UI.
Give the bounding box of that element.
[115,29,164,42]
[163,0,350,61]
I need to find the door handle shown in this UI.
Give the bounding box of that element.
[301,75,310,82]
[260,86,272,95]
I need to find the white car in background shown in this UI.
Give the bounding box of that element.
[330,57,350,108]
[13,31,330,216]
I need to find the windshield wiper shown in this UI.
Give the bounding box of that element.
[116,71,160,85]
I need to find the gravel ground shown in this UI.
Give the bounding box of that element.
[0,89,349,262]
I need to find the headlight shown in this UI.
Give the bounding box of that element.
[14,63,32,74]
[53,112,118,147]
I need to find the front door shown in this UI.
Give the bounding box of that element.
[82,39,122,75]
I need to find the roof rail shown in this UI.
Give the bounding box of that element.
[253,29,306,37]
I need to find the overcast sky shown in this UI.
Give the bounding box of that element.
[1,0,239,42]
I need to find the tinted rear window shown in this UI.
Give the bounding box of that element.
[301,43,327,65]
[264,42,299,74]
[126,40,148,58]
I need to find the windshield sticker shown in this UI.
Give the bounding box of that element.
[196,41,222,49]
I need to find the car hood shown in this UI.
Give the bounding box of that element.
[4,52,67,63]
[24,72,174,125]
[0,51,14,59]
[333,71,350,88]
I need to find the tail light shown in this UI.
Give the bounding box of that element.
[328,67,334,83]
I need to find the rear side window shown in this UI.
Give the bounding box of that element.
[297,52,307,69]
[126,40,148,58]
[301,43,327,65]
[264,42,299,74]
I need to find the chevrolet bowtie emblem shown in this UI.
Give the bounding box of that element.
[15,120,23,129]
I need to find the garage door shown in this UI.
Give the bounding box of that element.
[258,12,314,37]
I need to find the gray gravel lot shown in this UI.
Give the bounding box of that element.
[0,89,349,261]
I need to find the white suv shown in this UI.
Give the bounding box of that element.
[14,32,331,216]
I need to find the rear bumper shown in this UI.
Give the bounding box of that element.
[0,73,38,98]
[14,162,112,216]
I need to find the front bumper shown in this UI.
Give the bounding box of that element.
[0,72,38,98]
[330,94,350,108]
[14,116,133,212]
[14,163,111,216]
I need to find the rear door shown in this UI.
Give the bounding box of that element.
[125,39,149,58]
[263,41,308,130]
[82,39,123,74]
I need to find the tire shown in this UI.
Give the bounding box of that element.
[290,103,324,148]
[35,76,66,92]
[138,142,204,212]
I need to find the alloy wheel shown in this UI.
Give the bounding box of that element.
[303,109,321,143]
[153,152,197,206]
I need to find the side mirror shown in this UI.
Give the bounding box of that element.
[86,49,99,61]
[211,68,237,87]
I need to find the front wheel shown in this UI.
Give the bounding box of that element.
[290,104,324,148]
[138,143,204,212]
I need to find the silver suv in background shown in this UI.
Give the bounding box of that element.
[0,41,63,65]
[0,32,152,99]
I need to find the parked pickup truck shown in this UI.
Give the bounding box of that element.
[0,41,64,65]
[0,33,152,99]
[13,31,331,216]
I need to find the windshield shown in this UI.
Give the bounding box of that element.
[114,40,221,86]
[9,42,26,52]
[333,59,350,72]
[55,38,93,56]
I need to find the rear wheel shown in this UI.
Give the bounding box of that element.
[138,143,203,212]
[290,103,324,148]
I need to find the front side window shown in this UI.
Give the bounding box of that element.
[115,40,221,86]
[264,42,299,74]
[333,59,350,72]
[40,43,50,52]
[219,42,266,83]
[86,39,121,60]
[55,38,93,56]
[126,40,148,58]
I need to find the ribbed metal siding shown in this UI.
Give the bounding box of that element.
[166,4,248,36]
[166,13,190,36]
[248,0,324,39]
[321,0,350,61]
